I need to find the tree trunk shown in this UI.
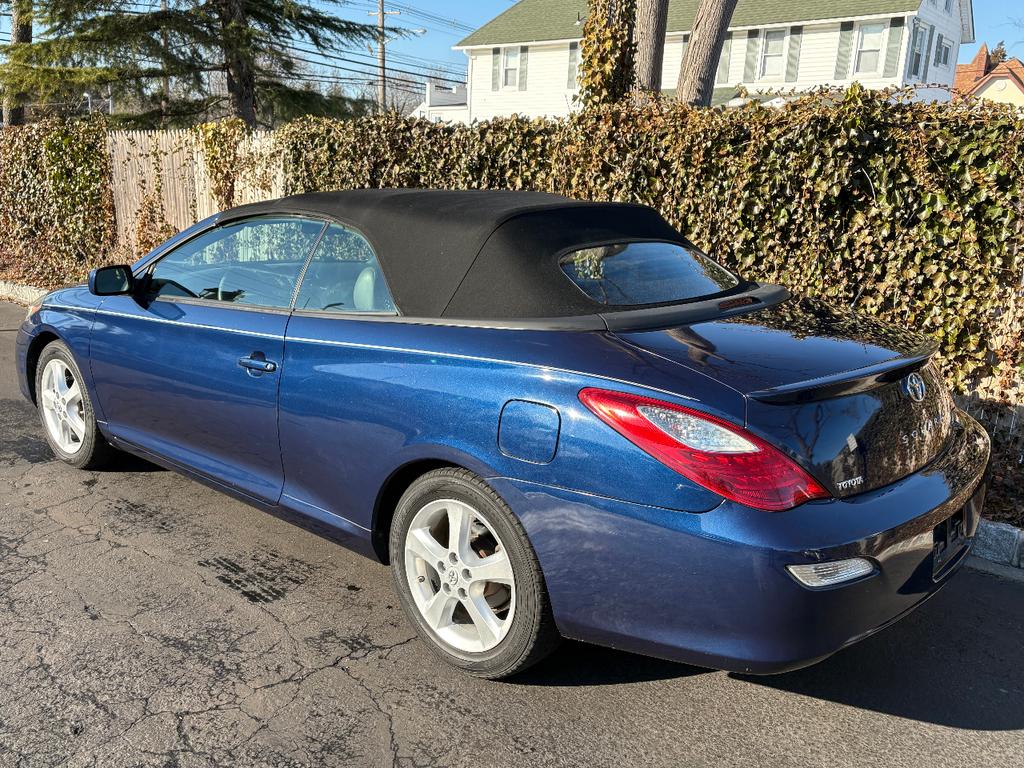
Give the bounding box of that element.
[2,1,33,126]
[676,0,737,106]
[633,0,669,92]
[220,0,257,127]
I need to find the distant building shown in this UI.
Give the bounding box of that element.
[954,45,1024,106]
[447,0,975,123]
[410,82,469,123]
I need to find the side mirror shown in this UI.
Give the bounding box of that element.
[88,265,135,296]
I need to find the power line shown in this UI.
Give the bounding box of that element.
[280,41,465,85]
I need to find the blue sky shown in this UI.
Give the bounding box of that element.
[958,0,1023,62]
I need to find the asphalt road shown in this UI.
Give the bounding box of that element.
[1,300,1023,768]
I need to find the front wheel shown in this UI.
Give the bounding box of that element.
[35,341,115,470]
[390,468,560,679]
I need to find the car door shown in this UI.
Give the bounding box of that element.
[89,215,326,503]
[278,222,400,529]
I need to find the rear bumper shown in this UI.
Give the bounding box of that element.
[494,412,990,674]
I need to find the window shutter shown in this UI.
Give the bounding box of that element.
[716,32,733,84]
[905,20,918,79]
[491,48,500,91]
[567,42,578,89]
[921,25,935,81]
[680,33,690,65]
[883,17,905,78]
[519,46,529,90]
[785,26,802,82]
[743,30,760,81]
[834,21,855,80]
[933,33,944,65]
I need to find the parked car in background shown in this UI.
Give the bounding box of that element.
[16,189,990,678]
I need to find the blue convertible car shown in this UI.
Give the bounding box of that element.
[16,190,990,678]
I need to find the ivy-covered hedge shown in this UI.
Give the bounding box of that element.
[0,117,115,287]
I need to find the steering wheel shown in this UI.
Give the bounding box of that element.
[217,265,295,304]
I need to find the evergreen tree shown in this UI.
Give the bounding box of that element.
[0,0,378,127]
[1,0,33,125]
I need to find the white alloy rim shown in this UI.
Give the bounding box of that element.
[404,498,516,654]
[40,359,86,455]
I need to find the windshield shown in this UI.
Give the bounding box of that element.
[559,241,740,307]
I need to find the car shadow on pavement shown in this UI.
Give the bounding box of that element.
[512,569,1024,732]
[513,640,710,686]
[100,452,166,473]
[737,567,1024,731]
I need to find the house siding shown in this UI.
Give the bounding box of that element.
[456,0,969,122]
[468,43,578,120]
[973,77,1024,106]
[911,0,963,95]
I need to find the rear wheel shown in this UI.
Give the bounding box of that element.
[35,341,114,470]
[389,468,560,679]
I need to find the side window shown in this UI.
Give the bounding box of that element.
[147,217,324,309]
[294,223,396,314]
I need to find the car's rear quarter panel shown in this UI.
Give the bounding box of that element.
[277,315,747,534]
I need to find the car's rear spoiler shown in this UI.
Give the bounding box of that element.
[748,345,939,404]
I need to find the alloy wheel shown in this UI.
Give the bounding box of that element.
[40,358,86,455]
[404,498,516,654]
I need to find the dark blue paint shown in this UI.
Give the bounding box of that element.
[498,400,561,464]
[15,279,991,674]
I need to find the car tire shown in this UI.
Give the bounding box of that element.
[390,468,561,679]
[34,340,115,470]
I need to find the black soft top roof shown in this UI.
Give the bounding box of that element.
[221,189,713,322]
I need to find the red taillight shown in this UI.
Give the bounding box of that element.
[578,388,829,512]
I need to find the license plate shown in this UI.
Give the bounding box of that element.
[933,507,967,575]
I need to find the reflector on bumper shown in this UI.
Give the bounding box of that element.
[786,558,875,588]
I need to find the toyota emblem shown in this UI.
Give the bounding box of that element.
[902,372,927,403]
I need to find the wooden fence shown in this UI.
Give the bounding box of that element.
[107,129,283,252]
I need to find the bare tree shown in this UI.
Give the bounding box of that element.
[676,0,737,106]
[2,0,33,125]
[633,0,669,92]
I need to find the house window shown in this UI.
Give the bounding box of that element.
[760,29,786,79]
[908,25,927,79]
[944,0,955,12]
[935,39,952,67]
[567,42,580,90]
[502,47,520,88]
[854,23,885,74]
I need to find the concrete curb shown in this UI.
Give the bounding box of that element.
[974,518,1024,569]
[0,280,47,306]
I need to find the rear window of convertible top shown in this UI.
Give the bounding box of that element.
[559,241,740,307]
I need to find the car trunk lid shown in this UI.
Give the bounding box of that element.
[615,298,954,498]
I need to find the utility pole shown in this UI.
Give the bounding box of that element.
[2,0,33,126]
[160,0,171,124]
[368,0,399,111]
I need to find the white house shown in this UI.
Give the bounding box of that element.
[438,0,974,122]
[410,82,470,122]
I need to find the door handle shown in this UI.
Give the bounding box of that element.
[238,354,277,374]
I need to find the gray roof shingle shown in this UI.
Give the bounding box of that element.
[457,0,922,47]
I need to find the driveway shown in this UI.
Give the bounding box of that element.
[1,301,1022,767]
